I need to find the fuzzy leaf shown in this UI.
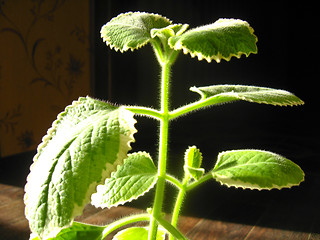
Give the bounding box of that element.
[186,167,205,181]
[212,150,305,190]
[92,152,157,208]
[169,18,257,62]
[51,222,104,240]
[113,227,165,240]
[184,146,204,180]
[191,84,304,107]
[151,24,189,39]
[101,12,171,52]
[24,97,136,239]
[29,222,104,240]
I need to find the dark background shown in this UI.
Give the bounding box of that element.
[92,0,319,226]
[1,0,319,233]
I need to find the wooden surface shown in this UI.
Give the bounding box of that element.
[1,183,320,240]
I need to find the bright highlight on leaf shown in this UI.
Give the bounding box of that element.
[184,146,204,180]
[169,18,257,62]
[191,84,304,107]
[212,150,305,190]
[24,97,137,239]
[101,12,171,52]
[92,151,157,208]
[113,227,166,240]
[50,222,104,240]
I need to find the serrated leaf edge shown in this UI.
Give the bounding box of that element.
[101,11,172,52]
[212,149,305,191]
[24,98,137,239]
[78,106,137,211]
[190,85,305,107]
[212,173,304,191]
[91,152,157,209]
[171,18,257,63]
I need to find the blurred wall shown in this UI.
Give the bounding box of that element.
[0,0,91,157]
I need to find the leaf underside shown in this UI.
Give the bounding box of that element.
[101,11,171,52]
[191,84,304,107]
[92,152,157,208]
[24,97,137,239]
[212,150,305,190]
[169,18,258,62]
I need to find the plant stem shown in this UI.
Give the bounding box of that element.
[170,186,186,237]
[102,213,150,238]
[148,61,172,240]
[124,106,162,120]
[186,172,212,191]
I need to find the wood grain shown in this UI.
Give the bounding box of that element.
[0,183,319,240]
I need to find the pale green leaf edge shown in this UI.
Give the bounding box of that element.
[212,149,305,190]
[190,85,305,107]
[101,11,172,52]
[24,96,137,239]
[91,151,157,209]
[170,18,258,63]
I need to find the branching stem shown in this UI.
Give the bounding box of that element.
[148,56,173,240]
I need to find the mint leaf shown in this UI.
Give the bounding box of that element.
[113,227,165,240]
[92,152,157,208]
[101,12,171,52]
[191,84,304,107]
[169,18,257,62]
[24,97,137,239]
[212,150,305,190]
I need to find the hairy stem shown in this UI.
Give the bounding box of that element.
[170,176,189,240]
[148,61,172,240]
[102,213,150,238]
[170,186,186,235]
[124,106,162,120]
[187,173,212,191]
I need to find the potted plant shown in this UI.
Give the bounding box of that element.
[24,12,304,240]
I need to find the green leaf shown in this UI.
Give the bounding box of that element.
[186,167,205,181]
[184,146,204,180]
[92,152,157,208]
[151,24,189,39]
[191,84,304,107]
[101,12,171,52]
[24,97,137,239]
[49,222,104,240]
[113,227,165,240]
[169,18,257,62]
[212,150,305,190]
[30,222,105,240]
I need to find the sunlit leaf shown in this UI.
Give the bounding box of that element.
[191,84,304,107]
[113,227,165,240]
[184,146,204,180]
[92,152,157,208]
[24,97,136,239]
[169,18,257,62]
[101,12,171,52]
[212,150,305,190]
